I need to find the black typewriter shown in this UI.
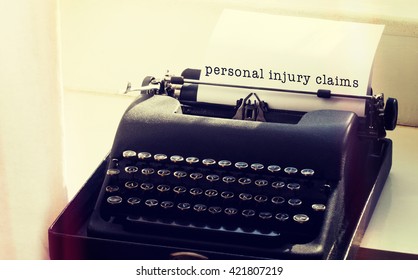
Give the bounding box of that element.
[83,68,397,259]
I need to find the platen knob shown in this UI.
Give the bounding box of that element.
[384,97,398,131]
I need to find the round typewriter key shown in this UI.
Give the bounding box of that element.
[138,152,152,160]
[193,204,207,212]
[293,214,310,224]
[312,203,327,212]
[106,168,120,176]
[107,196,122,205]
[170,155,184,163]
[189,172,203,180]
[235,162,248,170]
[173,170,187,179]
[221,191,235,199]
[141,167,155,175]
[127,197,141,205]
[205,189,218,198]
[242,209,256,218]
[122,150,137,158]
[124,166,139,174]
[275,213,289,222]
[239,193,253,201]
[186,157,199,164]
[272,181,285,189]
[254,195,268,203]
[140,182,154,191]
[271,196,285,205]
[105,185,119,193]
[157,169,171,177]
[288,198,302,207]
[267,165,281,173]
[145,199,159,207]
[208,206,222,214]
[125,181,139,189]
[301,168,315,176]
[173,186,187,194]
[287,182,301,191]
[157,184,170,193]
[160,201,174,209]
[202,158,216,166]
[238,177,252,185]
[177,202,191,211]
[259,212,273,220]
[222,176,236,184]
[154,153,167,161]
[224,207,238,216]
[189,188,203,196]
[206,174,220,182]
[218,160,232,168]
[251,163,264,171]
[255,179,269,187]
[284,167,298,175]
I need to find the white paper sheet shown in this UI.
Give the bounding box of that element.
[197,10,384,117]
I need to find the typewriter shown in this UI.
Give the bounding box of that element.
[85,68,397,259]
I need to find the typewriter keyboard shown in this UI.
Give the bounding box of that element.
[98,150,334,245]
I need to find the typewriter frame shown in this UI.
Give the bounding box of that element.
[49,75,394,259]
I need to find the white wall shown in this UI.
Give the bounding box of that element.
[59,0,418,125]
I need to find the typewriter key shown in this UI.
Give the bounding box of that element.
[170,155,184,163]
[122,150,137,158]
[206,174,220,182]
[107,196,122,205]
[259,212,273,220]
[190,172,203,180]
[177,202,191,211]
[204,189,218,198]
[301,168,315,176]
[160,201,174,209]
[138,152,152,160]
[271,196,285,205]
[284,167,298,175]
[222,176,236,184]
[255,179,269,187]
[141,167,155,175]
[293,214,309,224]
[312,203,326,212]
[127,197,141,206]
[106,168,120,176]
[239,193,253,201]
[186,157,199,164]
[288,198,302,207]
[144,199,159,207]
[287,183,301,191]
[157,169,171,177]
[235,162,248,170]
[189,188,203,196]
[125,181,139,189]
[238,177,252,185]
[224,207,238,216]
[157,184,171,193]
[272,181,285,189]
[193,204,207,212]
[202,158,216,166]
[275,213,289,222]
[173,186,187,194]
[140,182,154,191]
[154,154,167,161]
[267,165,281,173]
[124,166,139,174]
[173,170,187,179]
[105,185,119,193]
[251,163,264,171]
[220,191,235,199]
[218,160,232,168]
[208,206,222,214]
[254,195,268,203]
[242,209,256,218]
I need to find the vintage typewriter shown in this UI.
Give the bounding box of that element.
[84,68,397,259]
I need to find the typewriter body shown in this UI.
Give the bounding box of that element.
[81,68,397,259]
